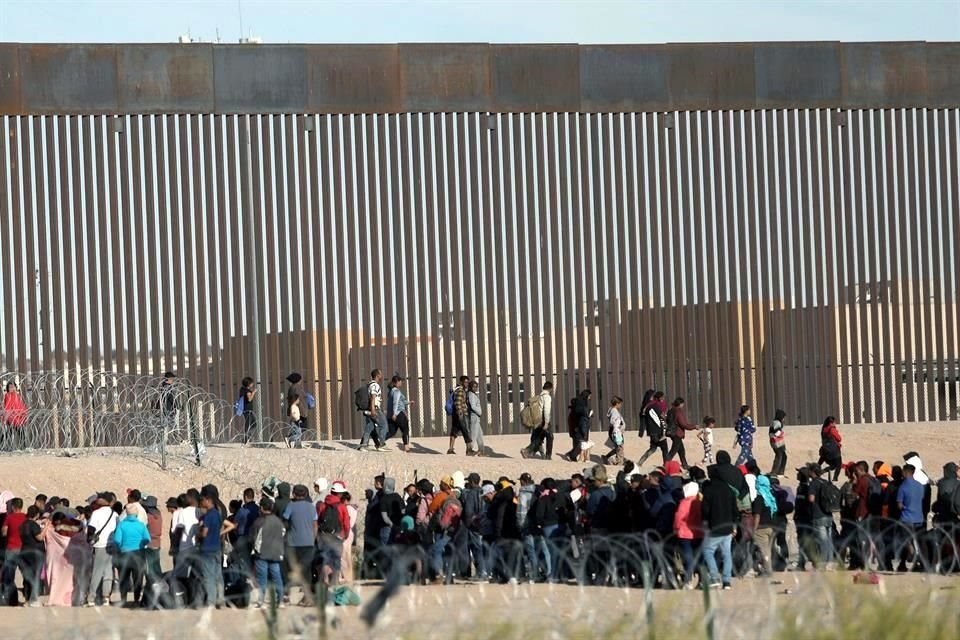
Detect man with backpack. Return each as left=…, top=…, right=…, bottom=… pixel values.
left=357, top=369, right=388, bottom=452
left=521, top=382, right=553, bottom=460
left=283, top=484, right=318, bottom=604
left=316, top=482, right=351, bottom=588
left=446, top=376, right=472, bottom=455
left=806, top=464, right=839, bottom=568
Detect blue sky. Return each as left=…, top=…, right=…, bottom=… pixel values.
left=0, top=0, right=957, bottom=43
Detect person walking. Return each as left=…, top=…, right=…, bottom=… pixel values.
left=751, top=475, right=778, bottom=577
left=386, top=376, right=412, bottom=452
left=250, top=497, right=286, bottom=609
left=665, top=397, right=697, bottom=470
left=447, top=376, right=472, bottom=455
left=563, top=390, right=593, bottom=462
left=637, top=391, right=669, bottom=467
left=734, top=405, right=756, bottom=465
left=359, top=369, right=389, bottom=452
left=769, top=409, right=788, bottom=476
left=602, top=396, right=626, bottom=465
left=287, top=393, right=304, bottom=449
left=466, top=380, right=485, bottom=457
left=239, top=377, right=258, bottom=446
left=699, top=416, right=716, bottom=465
left=818, top=416, right=843, bottom=482
left=522, top=381, right=554, bottom=460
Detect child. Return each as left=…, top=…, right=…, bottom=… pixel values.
left=603, top=396, right=625, bottom=465
left=287, top=393, right=304, bottom=449
left=698, top=416, right=715, bottom=465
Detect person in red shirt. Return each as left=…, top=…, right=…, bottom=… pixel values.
left=849, top=460, right=873, bottom=570
left=0, top=497, right=27, bottom=604
left=3, top=382, right=28, bottom=450
left=316, top=482, right=351, bottom=587
left=818, top=416, right=843, bottom=481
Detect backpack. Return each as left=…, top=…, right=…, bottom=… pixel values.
left=520, top=394, right=544, bottom=429
left=304, top=393, right=316, bottom=410
left=644, top=406, right=663, bottom=439
left=319, top=504, right=343, bottom=536
left=866, top=476, right=884, bottom=516
left=234, top=397, right=244, bottom=417
left=354, top=384, right=370, bottom=413
left=437, top=496, right=463, bottom=532
left=665, top=408, right=679, bottom=437
left=818, top=480, right=842, bottom=514
left=444, top=390, right=455, bottom=416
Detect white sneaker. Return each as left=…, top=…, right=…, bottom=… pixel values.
left=28, top=601, right=42, bottom=608
left=375, top=445, right=389, bottom=452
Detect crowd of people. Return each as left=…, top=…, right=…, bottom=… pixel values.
left=2, top=375, right=960, bottom=609
left=2, top=440, right=960, bottom=608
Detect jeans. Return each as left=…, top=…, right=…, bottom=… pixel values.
left=467, top=530, right=489, bottom=578
left=736, top=444, right=754, bottom=465
left=678, top=538, right=700, bottom=584
left=360, top=413, right=387, bottom=447
left=430, top=533, right=451, bottom=579
left=702, top=533, right=733, bottom=585
left=255, top=559, right=284, bottom=605
left=90, top=547, right=115, bottom=604
left=379, top=525, right=393, bottom=547
left=812, top=516, right=835, bottom=565
left=243, top=410, right=258, bottom=444
left=524, top=525, right=557, bottom=580
left=288, top=419, right=303, bottom=448
left=199, top=552, right=222, bottom=607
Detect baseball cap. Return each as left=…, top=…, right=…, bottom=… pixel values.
left=330, top=481, right=347, bottom=494
left=519, top=472, right=533, bottom=483
left=440, top=475, right=455, bottom=488
left=480, top=484, right=496, bottom=497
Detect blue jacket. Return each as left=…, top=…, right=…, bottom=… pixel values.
left=112, top=515, right=151, bottom=553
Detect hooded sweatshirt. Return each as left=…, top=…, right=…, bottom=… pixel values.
left=708, top=451, right=750, bottom=500
left=674, top=482, right=703, bottom=540
left=934, top=462, right=959, bottom=521
left=274, top=482, right=292, bottom=521
left=379, top=478, right=404, bottom=529
left=516, top=483, right=537, bottom=531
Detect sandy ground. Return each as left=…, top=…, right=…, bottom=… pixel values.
left=1, top=422, right=959, bottom=638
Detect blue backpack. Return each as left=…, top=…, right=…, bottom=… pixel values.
left=444, top=390, right=455, bottom=416
left=305, top=393, right=316, bottom=410
left=234, top=397, right=244, bottom=417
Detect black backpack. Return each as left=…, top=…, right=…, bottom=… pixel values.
left=319, top=504, right=342, bottom=536
left=354, top=384, right=370, bottom=412
left=644, top=406, right=663, bottom=439
left=818, top=480, right=842, bottom=514
left=665, top=408, right=679, bottom=437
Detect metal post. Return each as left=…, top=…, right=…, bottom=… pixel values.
left=242, top=114, right=264, bottom=442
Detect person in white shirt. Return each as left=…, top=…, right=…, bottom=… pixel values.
left=127, top=489, right=148, bottom=526
left=522, top=382, right=554, bottom=460
left=87, top=494, right=119, bottom=605
left=359, top=369, right=388, bottom=452
left=170, top=494, right=201, bottom=569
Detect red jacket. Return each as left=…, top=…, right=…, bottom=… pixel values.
left=3, top=392, right=27, bottom=428
left=317, top=494, right=351, bottom=539
left=667, top=406, right=697, bottom=439
left=821, top=423, right=842, bottom=447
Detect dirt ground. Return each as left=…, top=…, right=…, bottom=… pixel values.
left=0, top=422, right=958, bottom=638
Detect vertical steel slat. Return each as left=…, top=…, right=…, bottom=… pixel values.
left=350, top=114, right=369, bottom=417
left=572, top=114, right=590, bottom=398
left=317, top=114, right=338, bottom=439
left=31, top=117, right=51, bottom=374
left=93, top=116, right=111, bottom=380
left=881, top=110, right=904, bottom=422
left=299, top=114, right=321, bottom=434
left=332, top=115, right=355, bottom=438
left=610, top=114, right=631, bottom=415
left=205, top=115, right=223, bottom=400
left=142, top=116, right=161, bottom=377
left=596, top=113, right=617, bottom=412
left=556, top=113, right=576, bottom=414
left=804, top=110, right=826, bottom=424
left=523, top=112, right=543, bottom=417
left=786, top=109, right=804, bottom=421
left=0, top=116, right=13, bottom=371
left=440, top=114, right=462, bottom=397
left=853, top=109, right=872, bottom=423
left=866, top=110, right=890, bottom=423
left=171, top=114, right=188, bottom=377
left=272, top=114, right=290, bottom=410
left=702, top=112, right=721, bottom=421
left=12, top=117, right=30, bottom=373
left=939, top=109, right=959, bottom=420
left=771, top=110, right=789, bottom=419
left=22, top=117, right=39, bottom=377
left=489, top=113, right=509, bottom=432
left=687, top=111, right=706, bottom=420
left=458, top=113, right=479, bottom=390
left=748, top=111, right=775, bottom=416
left=259, top=114, right=280, bottom=425
left=378, top=114, right=398, bottom=390
left=921, top=109, right=941, bottom=420
left=948, top=110, right=960, bottom=418
left=398, top=113, right=422, bottom=433
left=677, top=111, right=696, bottom=413
left=213, top=116, right=232, bottom=406
left=128, top=115, right=147, bottom=376
left=189, top=115, right=210, bottom=393
left=904, top=110, right=925, bottom=421
left=839, top=110, right=858, bottom=424
left=60, top=116, right=78, bottom=376
left=753, top=111, right=774, bottom=423
left=432, top=113, right=454, bottom=426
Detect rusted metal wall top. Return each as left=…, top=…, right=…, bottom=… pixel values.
left=0, top=41, right=956, bottom=114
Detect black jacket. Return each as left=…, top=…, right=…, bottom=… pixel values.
left=491, top=486, right=519, bottom=540
left=701, top=478, right=739, bottom=536
left=530, top=492, right=560, bottom=529
left=707, top=462, right=750, bottom=500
